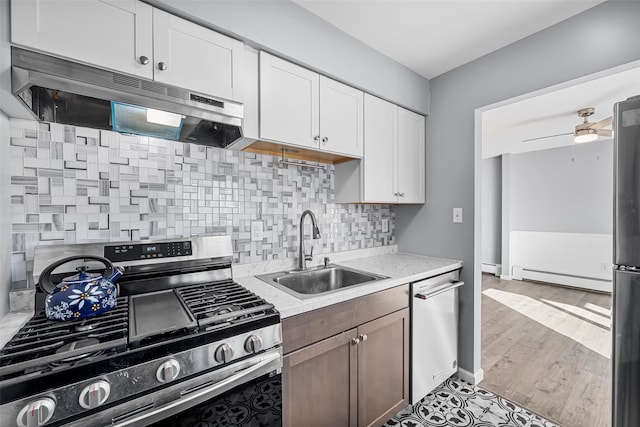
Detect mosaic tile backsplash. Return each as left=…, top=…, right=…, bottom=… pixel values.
left=8, top=119, right=395, bottom=288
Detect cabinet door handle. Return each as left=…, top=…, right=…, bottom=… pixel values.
left=157, top=62, right=168, bottom=71
left=139, top=56, right=149, bottom=65
left=359, top=334, right=368, bottom=342
left=322, top=137, right=328, bottom=145
left=351, top=337, right=360, bottom=345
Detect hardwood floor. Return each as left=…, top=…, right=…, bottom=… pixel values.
left=481, top=273, right=611, bottom=427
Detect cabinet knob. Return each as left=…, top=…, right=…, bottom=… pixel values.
left=359, top=334, right=368, bottom=342
left=139, top=55, right=149, bottom=65
left=314, top=135, right=320, bottom=142
left=322, top=136, right=328, bottom=144
left=157, top=62, right=168, bottom=71
left=351, top=337, right=360, bottom=345
left=399, top=193, right=405, bottom=197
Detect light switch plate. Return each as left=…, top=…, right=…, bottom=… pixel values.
left=382, top=218, right=389, bottom=233
left=453, top=208, right=463, bottom=223
left=251, top=221, right=264, bottom=241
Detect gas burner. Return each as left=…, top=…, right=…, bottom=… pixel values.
left=205, top=304, right=244, bottom=321
left=74, top=323, right=95, bottom=333
left=51, top=338, right=103, bottom=365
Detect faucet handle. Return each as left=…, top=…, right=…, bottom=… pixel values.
left=305, top=246, right=314, bottom=262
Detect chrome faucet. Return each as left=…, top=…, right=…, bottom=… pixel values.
left=298, top=210, right=321, bottom=270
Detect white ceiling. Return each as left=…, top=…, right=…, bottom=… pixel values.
left=293, top=0, right=606, bottom=79
left=482, top=66, right=640, bottom=159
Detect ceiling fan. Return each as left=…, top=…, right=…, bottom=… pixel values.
left=522, top=107, right=613, bottom=143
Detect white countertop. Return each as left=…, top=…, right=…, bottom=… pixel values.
left=0, top=246, right=462, bottom=348
left=236, top=252, right=463, bottom=318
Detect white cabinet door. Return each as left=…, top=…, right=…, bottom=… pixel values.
left=363, top=94, right=397, bottom=203
left=397, top=107, right=425, bottom=203
left=319, top=76, right=364, bottom=157
left=152, top=8, right=243, bottom=101
left=11, top=0, right=153, bottom=79
left=259, top=52, right=320, bottom=149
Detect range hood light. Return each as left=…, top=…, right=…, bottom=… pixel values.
left=147, top=108, right=184, bottom=127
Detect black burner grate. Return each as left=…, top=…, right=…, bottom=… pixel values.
left=0, top=297, right=128, bottom=376
left=177, top=281, right=275, bottom=328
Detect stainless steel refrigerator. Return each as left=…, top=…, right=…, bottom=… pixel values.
left=613, top=95, right=640, bottom=427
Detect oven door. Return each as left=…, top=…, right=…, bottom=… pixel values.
left=65, top=349, right=282, bottom=427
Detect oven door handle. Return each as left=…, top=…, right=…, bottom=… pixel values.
left=110, top=351, right=281, bottom=427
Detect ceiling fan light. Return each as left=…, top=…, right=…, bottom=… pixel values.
left=574, top=129, right=598, bottom=143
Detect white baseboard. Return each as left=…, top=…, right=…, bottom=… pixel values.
left=457, top=367, right=484, bottom=385
left=481, top=263, right=502, bottom=276
left=499, top=275, right=512, bottom=281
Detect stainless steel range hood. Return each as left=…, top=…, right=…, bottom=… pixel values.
left=11, top=47, right=244, bottom=147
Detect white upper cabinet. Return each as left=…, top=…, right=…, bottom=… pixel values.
left=397, top=107, right=426, bottom=203
left=152, top=8, right=243, bottom=101
left=335, top=94, right=425, bottom=204
left=363, top=95, right=397, bottom=202
left=11, top=0, right=153, bottom=80
left=11, top=0, right=243, bottom=101
left=259, top=52, right=363, bottom=157
left=259, top=51, right=320, bottom=149
left=319, top=76, right=364, bottom=157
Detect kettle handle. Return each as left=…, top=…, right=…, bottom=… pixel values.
left=39, top=255, right=116, bottom=294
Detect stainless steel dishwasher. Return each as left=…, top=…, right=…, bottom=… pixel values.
left=410, top=269, right=463, bottom=404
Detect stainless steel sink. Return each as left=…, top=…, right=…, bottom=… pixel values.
left=256, top=265, right=388, bottom=299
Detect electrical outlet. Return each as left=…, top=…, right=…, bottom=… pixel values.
left=382, top=218, right=389, bottom=233
left=251, top=221, right=263, bottom=241
left=453, top=208, right=463, bottom=223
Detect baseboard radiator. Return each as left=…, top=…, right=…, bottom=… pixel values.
left=481, top=263, right=502, bottom=276
left=509, top=231, right=612, bottom=293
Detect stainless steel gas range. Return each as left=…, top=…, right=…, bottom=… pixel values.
left=0, top=236, right=282, bottom=427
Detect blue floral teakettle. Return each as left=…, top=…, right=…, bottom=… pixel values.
left=40, top=256, right=124, bottom=322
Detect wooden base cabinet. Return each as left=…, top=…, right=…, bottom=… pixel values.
left=358, top=309, right=410, bottom=427
left=283, top=329, right=358, bottom=427
left=283, top=308, right=409, bottom=427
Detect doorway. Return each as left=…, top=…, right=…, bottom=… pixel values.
left=474, top=64, right=640, bottom=426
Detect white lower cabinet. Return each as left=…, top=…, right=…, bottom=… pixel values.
left=335, top=94, right=425, bottom=204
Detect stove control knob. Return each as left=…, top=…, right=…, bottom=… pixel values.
left=214, top=343, right=234, bottom=363
left=17, top=398, right=56, bottom=427
left=244, top=335, right=263, bottom=354
left=79, top=380, right=111, bottom=409
left=156, top=359, right=181, bottom=383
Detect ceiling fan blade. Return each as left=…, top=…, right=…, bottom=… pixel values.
left=597, top=129, right=613, bottom=138
left=522, top=132, right=573, bottom=142
left=591, top=116, right=613, bottom=130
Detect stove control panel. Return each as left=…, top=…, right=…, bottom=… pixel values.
left=105, top=241, right=192, bottom=262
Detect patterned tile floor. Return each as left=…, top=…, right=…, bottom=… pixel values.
left=383, top=377, right=558, bottom=427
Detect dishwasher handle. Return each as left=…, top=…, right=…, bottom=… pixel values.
left=414, top=281, right=463, bottom=300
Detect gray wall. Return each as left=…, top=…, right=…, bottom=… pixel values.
left=481, top=156, right=501, bottom=265
left=510, top=141, right=613, bottom=234
left=395, top=0, right=640, bottom=377
left=148, top=0, right=430, bottom=115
